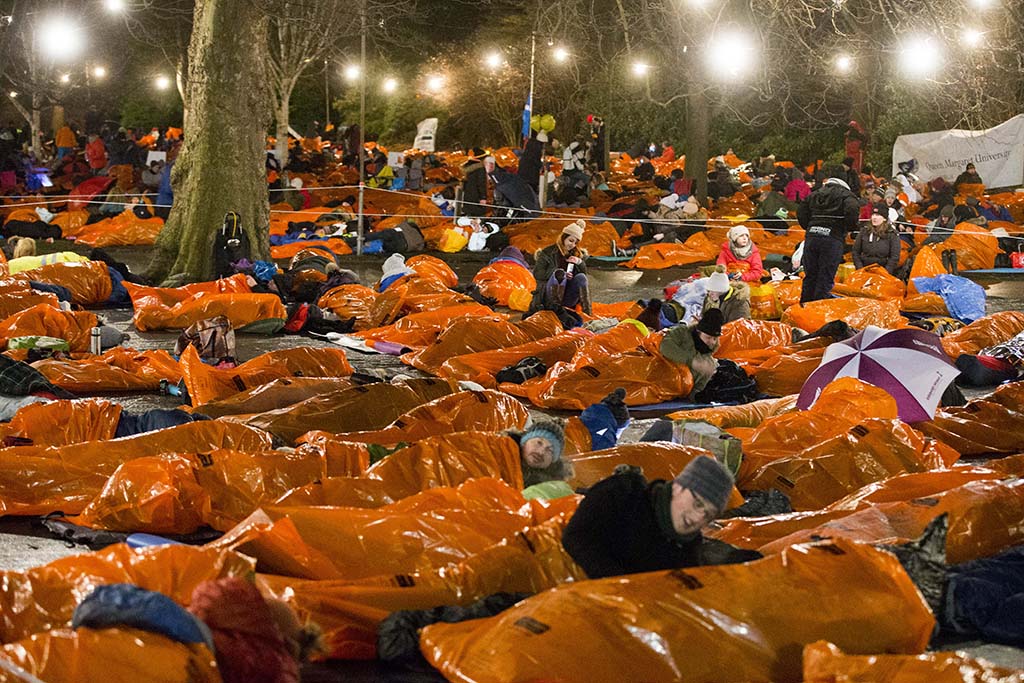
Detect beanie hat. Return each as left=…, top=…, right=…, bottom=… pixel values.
left=519, top=419, right=565, bottom=462
left=381, top=253, right=412, bottom=280
left=939, top=204, right=955, bottom=218
left=536, top=131, right=549, bottom=143
left=682, top=196, right=699, bottom=215
left=696, top=307, right=725, bottom=337
left=290, top=177, right=304, bottom=189
left=706, top=265, right=730, bottom=294
left=884, top=187, right=897, bottom=201
left=727, top=225, right=750, bottom=245
left=674, top=455, right=733, bottom=515
left=561, top=220, right=585, bottom=242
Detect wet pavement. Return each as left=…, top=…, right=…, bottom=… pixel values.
left=1, top=245, right=1022, bottom=675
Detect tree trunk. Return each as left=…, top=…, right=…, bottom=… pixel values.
left=149, top=0, right=272, bottom=283
left=688, top=85, right=710, bottom=203
left=51, top=104, right=65, bottom=134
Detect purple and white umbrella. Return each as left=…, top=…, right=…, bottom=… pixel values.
left=797, top=325, right=960, bottom=423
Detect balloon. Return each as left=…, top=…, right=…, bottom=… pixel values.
left=540, top=114, right=556, bottom=132
left=530, top=117, right=542, bottom=132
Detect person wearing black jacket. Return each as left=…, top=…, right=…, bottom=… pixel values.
left=562, top=456, right=759, bottom=578
left=796, top=167, right=860, bottom=304
left=460, top=149, right=489, bottom=216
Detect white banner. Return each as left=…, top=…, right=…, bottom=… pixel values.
left=413, top=118, right=438, bottom=153
left=892, top=115, right=1024, bottom=189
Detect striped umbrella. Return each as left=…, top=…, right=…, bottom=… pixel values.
left=797, top=325, right=960, bottom=423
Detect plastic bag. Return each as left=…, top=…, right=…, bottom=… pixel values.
left=748, top=283, right=781, bottom=320
left=912, top=274, right=986, bottom=323
left=782, top=298, right=906, bottom=331
left=0, top=304, right=97, bottom=352
left=438, top=228, right=469, bottom=253
left=406, top=254, right=459, bottom=288
left=419, top=538, right=934, bottom=683
left=803, top=640, right=1024, bottom=682
left=832, top=265, right=906, bottom=301
left=472, top=260, right=537, bottom=307
left=33, top=348, right=182, bottom=393
left=0, top=398, right=122, bottom=447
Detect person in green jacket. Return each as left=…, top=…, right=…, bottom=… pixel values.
left=659, top=307, right=724, bottom=397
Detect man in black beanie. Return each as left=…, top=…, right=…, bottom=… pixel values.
left=562, top=455, right=758, bottom=578
left=659, top=307, right=724, bottom=398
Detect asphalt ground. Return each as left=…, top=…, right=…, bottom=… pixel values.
left=1, top=244, right=1022, bottom=677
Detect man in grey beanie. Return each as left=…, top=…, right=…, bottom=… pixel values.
left=562, top=455, right=759, bottom=579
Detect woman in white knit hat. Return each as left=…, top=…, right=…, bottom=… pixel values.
left=716, top=224, right=764, bottom=282
left=529, top=219, right=592, bottom=319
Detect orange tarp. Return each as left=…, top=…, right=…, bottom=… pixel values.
left=472, top=260, right=536, bottom=308
left=712, top=475, right=1024, bottom=565
left=187, top=377, right=357, bottom=419
left=941, top=310, right=1024, bottom=358
left=622, top=232, right=720, bottom=269
left=405, top=311, right=562, bottom=375
left=33, top=348, right=182, bottom=393
left=916, top=381, right=1024, bottom=455
left=0, top=305, right=97, bottom=352
left=438, top=331, right=588, bottom=388
left=802, top=640, right=1024, bottom=683
left=179, top=345, right=353, bottom=407
left=318, top=284, right=379, bottom=332
left=0, top=420, right=273, bottom=516
left=235, top=377, right=456, bottom=444
left=782, top=298, right=906, bottom=331
left=72, top=209, right=165, bottom=247
left=0, top=399, right=123, bottom=447
left=420, top=538, right=934, bottom=683
left=10, top=260, right=112, bottom=305
left=740, top=418, right=957, bottom=507
left=0, top=627, right=220, bottom=683
left=0, top=542, right=253, bottom=643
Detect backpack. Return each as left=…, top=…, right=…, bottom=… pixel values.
left=213, top=211, right=251, bottom=278
left=174, top=315, right=236, bottom=362
left=691, top=359, right=758, bottom=404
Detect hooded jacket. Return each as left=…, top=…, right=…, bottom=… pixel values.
left=461, top=159, right=488, bottom=213
left=703, top=281, right=750, bottom=323
left=796, top=178, right=860, bottom=241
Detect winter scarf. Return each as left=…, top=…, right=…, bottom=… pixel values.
left=651, top=480, right=699, bottom=545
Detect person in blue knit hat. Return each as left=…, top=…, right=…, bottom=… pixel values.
left=510, top=418, right=573, bottom=487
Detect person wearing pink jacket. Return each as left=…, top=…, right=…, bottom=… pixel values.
left=716, top=225, right=764, bottom=282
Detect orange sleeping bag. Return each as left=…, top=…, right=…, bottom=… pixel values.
left=420, top=538, right=934, bottom=683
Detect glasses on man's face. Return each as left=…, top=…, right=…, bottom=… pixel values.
left=690, top=492, right=716, bottom=522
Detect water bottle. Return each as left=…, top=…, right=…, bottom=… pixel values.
left=90, top=327, right=102, bottom=355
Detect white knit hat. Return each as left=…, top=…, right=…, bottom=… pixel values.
left=707, top=265, right=730, bottom=293
left=382, top=253, right=412, bottom=279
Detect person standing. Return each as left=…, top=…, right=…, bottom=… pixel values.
left=796, top=165, right=860, bottom=305
left=55, top=123, right=77, bottom=161
left=460, top=148, right=488, bottom=217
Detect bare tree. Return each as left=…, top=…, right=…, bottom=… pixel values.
left=262, top=0, right=352, bottom=167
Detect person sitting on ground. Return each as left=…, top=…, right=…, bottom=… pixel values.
left=852, top=204, right=901, bottom=274
left=529, top=220, right=592, bottom=317
left=953, top=162, right=983, bottom=193
left=716, top=225, right=764, bottom=282
left=925, top=202, right=954, bottom=245
left=141, top=160, right=164, bottom=190
left=562, top=454, right=759, bottom=578
left=703, top=265, right=751, bottom=323
left=659, top=307, right=725, bottom=398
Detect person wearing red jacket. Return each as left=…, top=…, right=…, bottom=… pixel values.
left=84, top=134, right=107, bottom=173
left=716, top=224, right=764, bottom=282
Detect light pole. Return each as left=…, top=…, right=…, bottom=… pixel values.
left=356, top=0, right=367, bottom=255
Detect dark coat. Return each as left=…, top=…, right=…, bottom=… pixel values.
left=797, top=179, right=861, bottom=241
left=492, top=168, right=540, bottom=212
left=562, top=471, right=703, bottom=578
left=852, top=227, right=901, bottom=273
left=529, top=242, right=587, bottom=313
left=461, top=160, right=488, bottom=216
left=518, top=138, right=544, bottom=189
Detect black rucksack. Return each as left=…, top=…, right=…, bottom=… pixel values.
left=213, top=211, right=251, bottom=278
left=692, top=359, right=759, bottom=404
